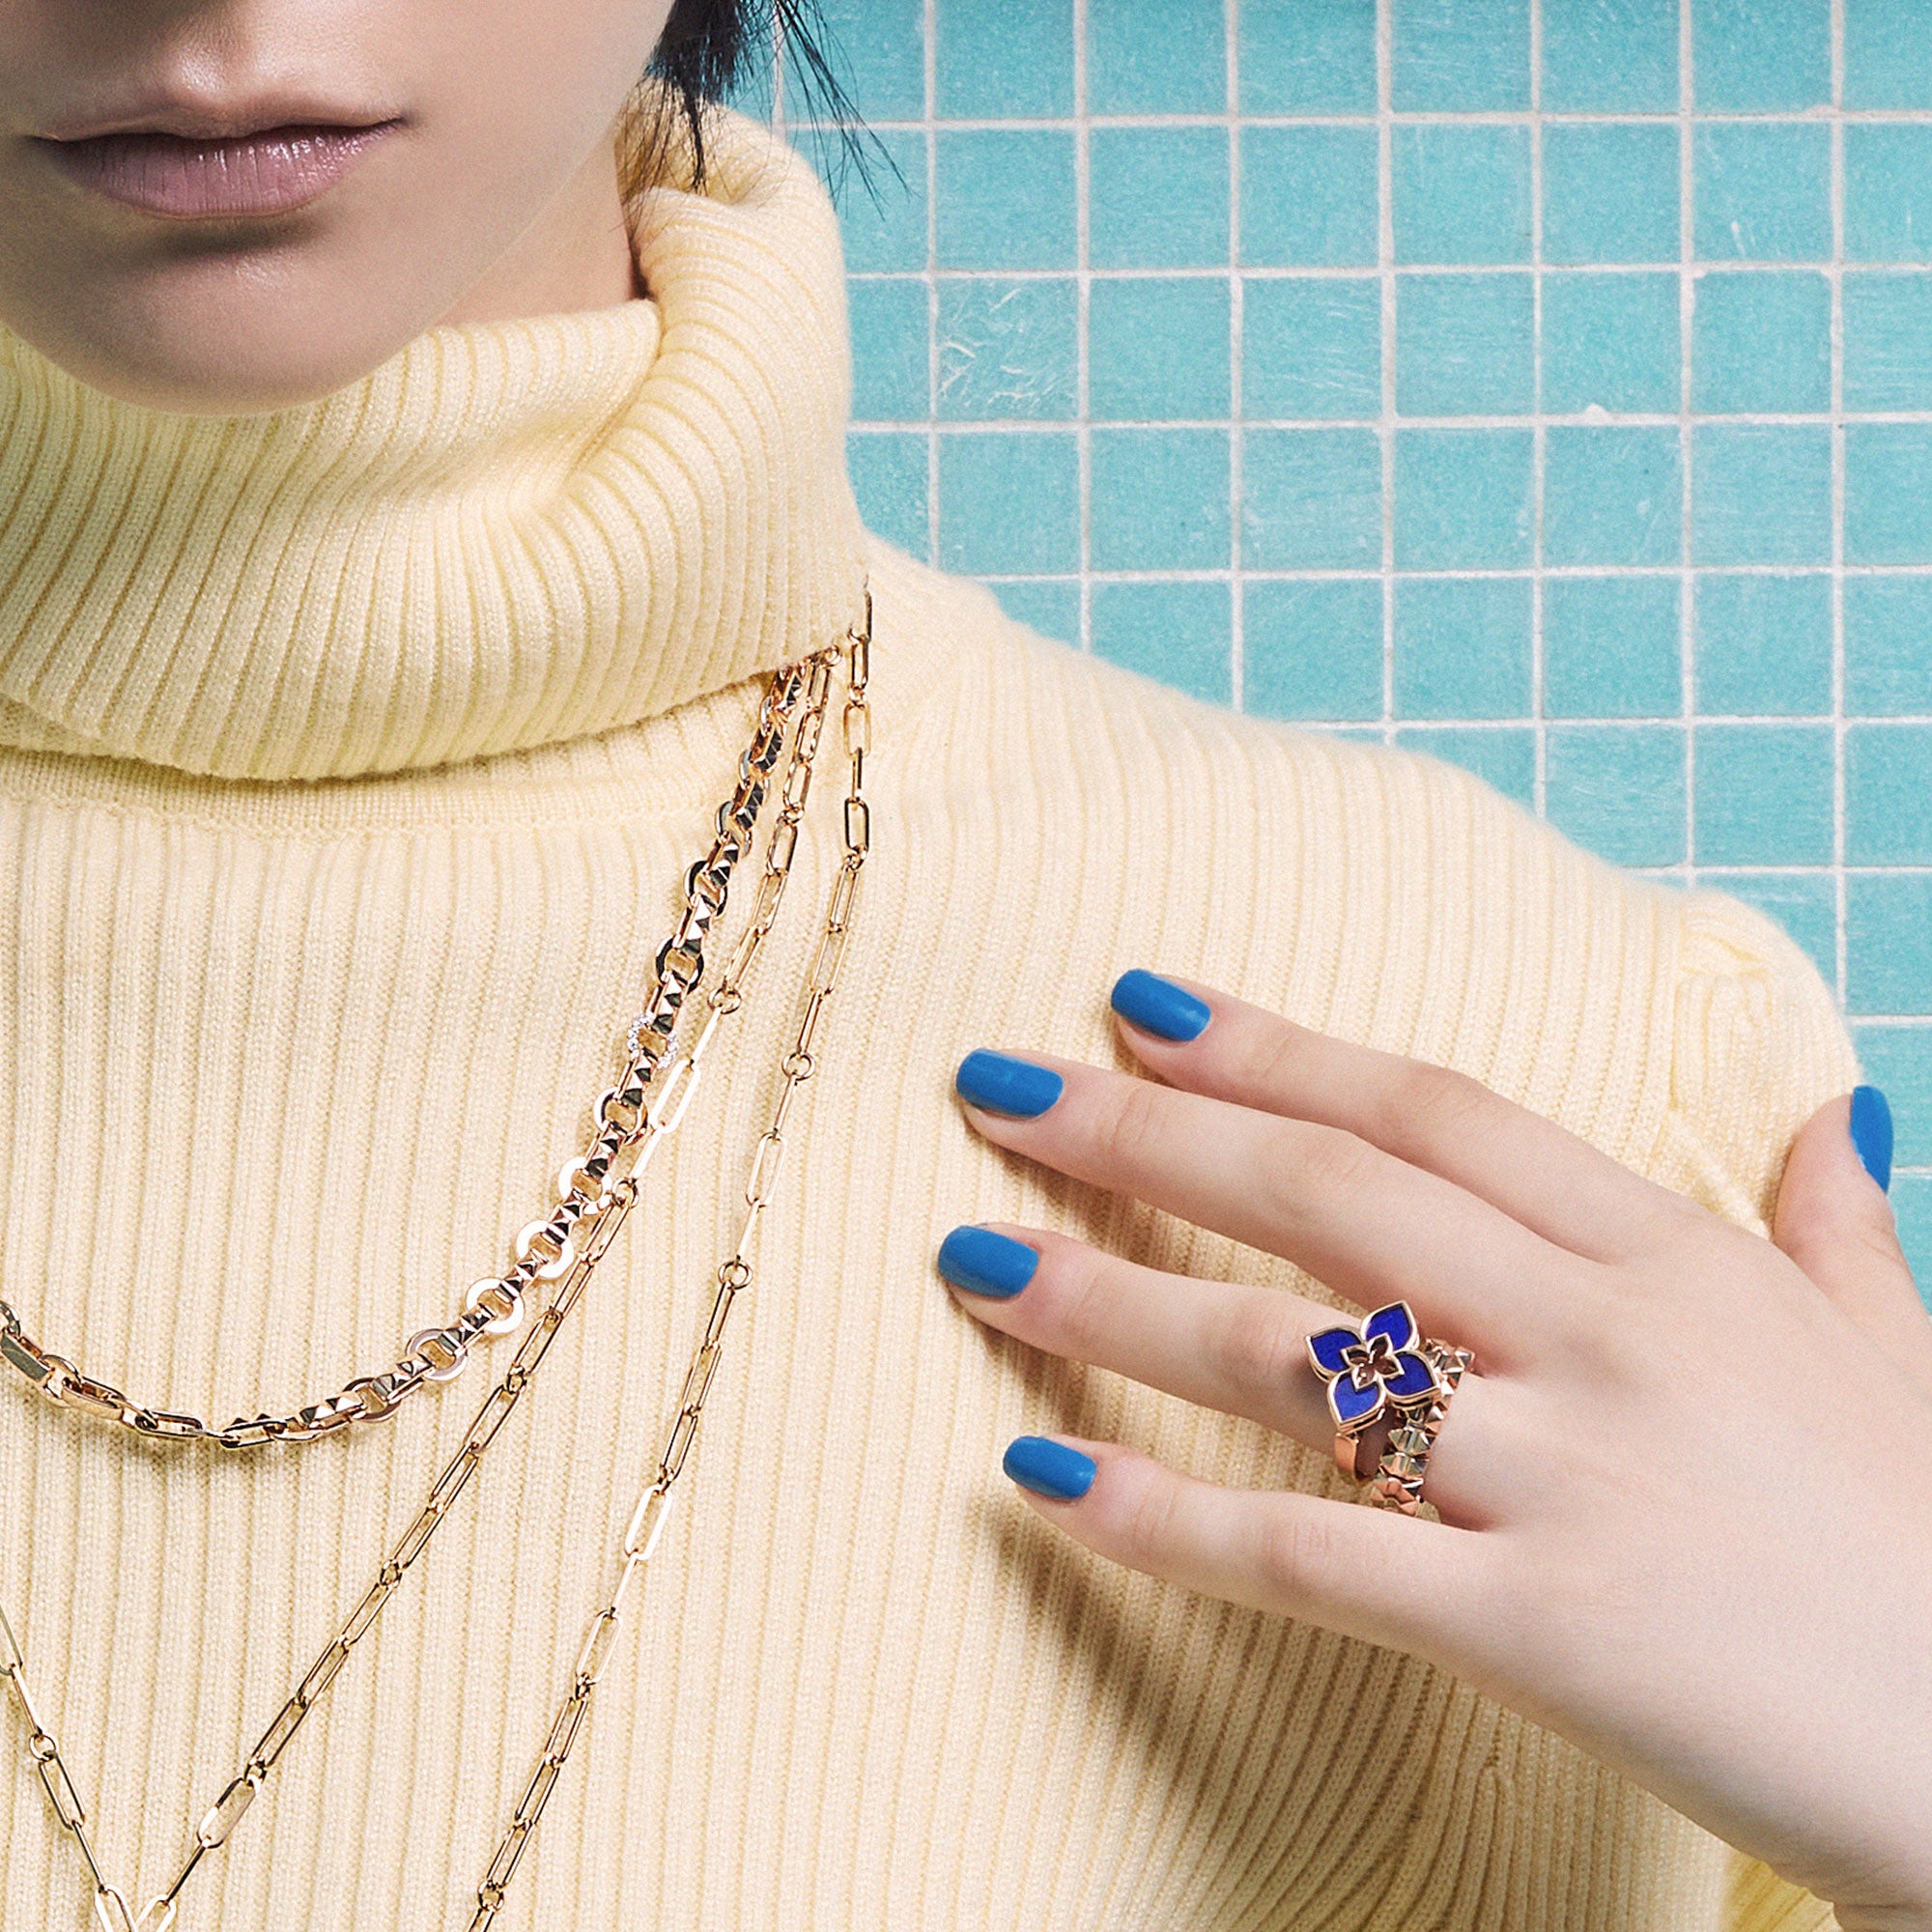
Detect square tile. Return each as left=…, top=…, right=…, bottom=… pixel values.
left=1844, top=274, right=1932, bottom=412
left=993, top=578, right=1081, bottom=643
left=1543, top=126, right=1680, bottom=266
left=1240, top=0, right=1378, bottom=113
left=1393, top=576, right=1533, bottom=718
left=1691, top=0, right=1831, bottom=109
left=814, top=0, right=925, bottom=118
left=1851, top=1023, right=1932, bottom=1165
left=1390, top=0, right=1531, bottom=110
left=1088, top=0, right=1226, bottom=113
left=1395, top=429, right=1534, bottom=568
left=1242, top=428, right=1383, bottom=568
left=1244, top=580, right=1384, bottom=722
left=1546, top=724, right=1689, bottom=867
left=1845, top=126, right=1932, bottom=262
left=1393, top=725, right=1537, bottom=806
left=1395, top=273, right=1535, bottom=415
left=847, top=431, right=930, bottom=559
left=1693, top=124, right=1832, bottom=262
left=1694, top=723, right=1834, bottom=865
left=1090, top=128, right=1230, bottom=270
left=935, top=279, right=1077, bottom=421
left=1692, top=425, right=1832, bottom=565
left=1848, top=874, right=1932, bottom=1014
left=1691, top=271, right=1831, bottom=412
left=1694, top=574, right=1833, bottom=715
left=935, top=130, right=1077, bottom=270
left=850, top=278, right=930, bottom=422
left=1092, top=582, right=1233, bottom=702
left=935, top=0, right=1073, bottom=116
left=1543, top=0, right=1680, bottom=110
left=1244, top=278, right=1380, bottom=420
left=1392, top=127, right=1533, bottom=266
left=1091, top=428, right=1233, bottom=570
left=1241, top=128, right=1379, bottom=268
left=1846, top=577, right=1932, bottom=712
left=835, top=130, right=927, bottom=272
left=1848, top=724, right=1932, bottom=864
left=1090, top=277, right=1232, bottom=420
left=1845, top=0, right=1932, bottom=109
left=1700, top=871, right=1837, bottom=980
left=1540, top=272, right=1682, bottom=413
left=1846, top=426, right=1932, bottom=563
left=1544, top=577, right=1682, bottom=718
left=1544, top=426, right=1683, bottom=566
left=937, top=431, right=1080, bottom=573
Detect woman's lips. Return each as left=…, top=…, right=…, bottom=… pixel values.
left=35, top=122, right=401, bottom=218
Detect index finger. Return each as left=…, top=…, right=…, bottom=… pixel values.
left=1108, top=972, right=1690, bottom=1265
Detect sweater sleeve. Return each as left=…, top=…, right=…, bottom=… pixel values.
left=1651, top=887, right=1862, bottom=1238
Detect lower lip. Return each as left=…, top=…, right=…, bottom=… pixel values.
left=35, top=122, right=400, bottom=218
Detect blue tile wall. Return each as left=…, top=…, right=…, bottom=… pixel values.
left=822, top=0, right=1932, bottom=1283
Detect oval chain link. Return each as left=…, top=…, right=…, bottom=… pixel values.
left=0, top=650, right=821, bottom=1452
left=468, top=599, right=869, bottom=1927
left=0, top=593, right=869, bottom=1931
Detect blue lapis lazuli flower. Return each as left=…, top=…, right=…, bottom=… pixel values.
left=1305, top=1300, right=1439, bottom=1433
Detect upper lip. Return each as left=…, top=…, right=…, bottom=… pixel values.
left=35, top=98, right=403, bottom=143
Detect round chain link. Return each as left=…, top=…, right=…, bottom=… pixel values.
left=0, top=592, right=870, bottom=1931
left=0, top=651, right=816, bottom=1452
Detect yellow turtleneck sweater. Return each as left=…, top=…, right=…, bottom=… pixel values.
left=0, top=107, right=1861, bottom=1932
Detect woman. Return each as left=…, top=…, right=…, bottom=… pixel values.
left=0, top=3, right=1923, bottom=1928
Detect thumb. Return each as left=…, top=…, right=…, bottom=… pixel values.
left=1774, top=1088, right=1932, bottom=1390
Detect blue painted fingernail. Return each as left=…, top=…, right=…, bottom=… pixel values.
left=1003, top=1435, right=1096, bottom=1499
left=937, top=1226, right=1040, bottom=1298
left=1851, top=1085, right=1893, bottom=1194
left=955, top=1050, right=1064, bottom=1118
left=1110, top=969, right=1211, bottom=1042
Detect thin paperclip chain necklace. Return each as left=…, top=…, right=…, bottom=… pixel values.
left=0, top=596, right=872, bottom=1932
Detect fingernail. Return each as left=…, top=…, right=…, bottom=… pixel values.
left=1850, top=1085, right=1894, bottom=1194
left=954, top=1049, right=1064, bottom=1119
left=1110, top=969, right=1211, bottom=1042
left=1003, top=1435, right=1096, bottom=1500
left=937, top=1225, right=1040, bottom=1298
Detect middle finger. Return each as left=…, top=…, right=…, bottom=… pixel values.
left=953, top=1048, right=1576, bottom=1369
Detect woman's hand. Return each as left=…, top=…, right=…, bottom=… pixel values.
left=940, top=971, right=1932, bottom=1932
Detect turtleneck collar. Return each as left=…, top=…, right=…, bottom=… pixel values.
left=0, top=104, right=867, bottom=781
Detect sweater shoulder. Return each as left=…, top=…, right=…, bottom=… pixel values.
left=871, top=540, right=1860, bottom=1225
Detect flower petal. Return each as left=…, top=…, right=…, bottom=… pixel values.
left=1364, top=1301, right=1417, bottom=1354
left=1307, top=1325, right=1360, bottom=1379
left=1328, top=1374, right=1383, bottom=1429
left=1381, top=1350, right=1439, bottom=1404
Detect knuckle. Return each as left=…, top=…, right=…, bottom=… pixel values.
left=1255, top=1503, right=1342, bottom=1605
left=1116, top=1465, right=1182, bottom=1572
left=1263, top=1122, right=1375, bottom=1217
left=1377, top=1060, right=1488, bottom=1152
left=1092, top=1075, right=1168, bottom=1175
left=1213, top=1294, right=1311, bottom=1409
left=1049, top=1244, right=1116, bottom=1361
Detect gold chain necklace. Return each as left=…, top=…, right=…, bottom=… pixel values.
left=0, top=594, right=872, bottom=1931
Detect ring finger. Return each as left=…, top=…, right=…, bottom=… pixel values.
left=939, top=1221, right=1519, bottom=1525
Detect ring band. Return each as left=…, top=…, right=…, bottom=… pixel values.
left=1368, top=1341, right=1473, bottom=1516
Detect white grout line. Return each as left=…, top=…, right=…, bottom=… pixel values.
left=1378, top=0, right=1397, bottom=747
left=923, top=0, right=940, bottom=571
left=1227, top=0, right=1245, bottom=712
left=1530, top=0, right=1548, bottom=818
left=1832, top=0, right=1852, bottom=1010
left=1678, top=0, right=1698, bottom=892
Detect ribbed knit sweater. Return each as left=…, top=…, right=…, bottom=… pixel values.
left=0, top=105, right=1861, bottom=1932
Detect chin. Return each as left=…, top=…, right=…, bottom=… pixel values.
left=6, top=244, right=459, bottom=417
